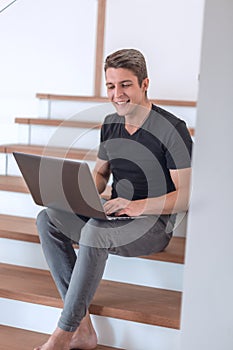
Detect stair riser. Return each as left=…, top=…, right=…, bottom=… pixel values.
left=0, top=191, right=42, bottom=217
left=38, top=100, right=116, bottom=121
left=0, top=124, right=18, bottom=144
left=18, top=124, right=101, bottom=149
left=1, top=298, right=180, bottom=350
left=0, top=153, right=96, bottom=176
left=0, top=238, right=183, bottom=291
left=0, top=154, right=6, bottom=174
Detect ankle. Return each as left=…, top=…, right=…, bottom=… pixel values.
left=52, top=327, right=74, bottom=343
left=79, top=313, right=96, bottom=334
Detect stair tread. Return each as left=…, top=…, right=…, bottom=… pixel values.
left=0, top=214, right=37, bottom=242
left=0, top=175, right=29, bottom=193
left=15, top=117, right=102, bottom=129
left=0, top=325, right=123, bottom=350
left=0, top=214, right=185, bottom=264
left=14, top=117, right=195, bottom=136
left=0, top=144, right=97, bottom=161
left=36, top=92, right=197, bottom=107
left=0, top=263, right=181, bottom=329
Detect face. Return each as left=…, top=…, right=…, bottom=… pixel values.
left=105, top=68, right=149, bottom=117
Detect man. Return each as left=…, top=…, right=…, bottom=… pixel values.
left=35, top=49, right=192, bottom=350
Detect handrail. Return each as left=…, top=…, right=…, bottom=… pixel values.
left=0, top=0, right=17, bottom=14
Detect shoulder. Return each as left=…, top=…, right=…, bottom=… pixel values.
left=151, top=104, right=184, bottom=127
left=149, top=104, right=190, bottom=138
left=145, top=105, right=193, bottom=155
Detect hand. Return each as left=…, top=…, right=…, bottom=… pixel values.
left=103, top=197, right=130, bottom=215
left=104, top=198, right=145, bottom=217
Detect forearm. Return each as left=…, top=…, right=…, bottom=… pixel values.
left=138, top=188, right=190, bottom=215
left=105, top=188, right=190, bottom=217
left=92, top=158, right=111, bottom=195
left=141, top=168, right=192, bottom=215
left=106, top=168, right=192, bottom=217
left=93, top=171, right=109, bottom=194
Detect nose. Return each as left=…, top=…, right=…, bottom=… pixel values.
left=114, top=84, right=124, bottom=98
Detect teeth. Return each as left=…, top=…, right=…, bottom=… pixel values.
left=116, top=101, right=127, bottom=105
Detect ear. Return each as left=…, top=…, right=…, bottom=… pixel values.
left=142, top=78, right=149, bottom=91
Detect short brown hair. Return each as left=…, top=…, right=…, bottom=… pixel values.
left=104, top=48, right=148, bottom=86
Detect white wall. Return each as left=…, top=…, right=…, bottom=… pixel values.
left=104, top=0, right=204, bottom=101
left=180, top=0, right=233, bottom=348
left=0, top=0, right=97, bottom=124
left=0, top=0, right=204, bottom=129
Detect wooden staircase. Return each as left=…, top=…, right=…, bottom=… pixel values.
left=0, top=94, right=193, bottom=349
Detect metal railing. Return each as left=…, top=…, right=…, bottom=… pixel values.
left=0, top=0, right=17, bottom=14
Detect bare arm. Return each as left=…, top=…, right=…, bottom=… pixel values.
left=142, top=167, right=192, bottom=215
left=92, top=157, right=111, bottom=195
left=104, top=167, right=192, bottom=216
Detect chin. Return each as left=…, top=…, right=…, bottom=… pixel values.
left=114, top=102, right=133, bottom=116
left=115, top=109, right=126, bottom=117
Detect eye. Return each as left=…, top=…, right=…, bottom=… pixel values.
left=121, top=83, right=132, bottom=88
left=107, top=85, right=115, bottom=90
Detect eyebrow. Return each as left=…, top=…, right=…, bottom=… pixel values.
left=106, top=80, right=133, bottom=86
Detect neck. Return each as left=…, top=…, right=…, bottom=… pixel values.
left=124, top=100, right=152, bottom=134
left=125, top=100, right=152, bottom=125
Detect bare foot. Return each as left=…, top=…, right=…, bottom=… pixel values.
left=69, top=311, right=98, bottom=350
left=33, top=312, right=97, bottom=350
left=33, top=327, right=74, bottom=350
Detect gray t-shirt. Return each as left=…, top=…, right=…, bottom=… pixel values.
left=98, top=104, right=192, bottom=201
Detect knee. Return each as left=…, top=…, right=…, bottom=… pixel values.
left=36, top=209, right=51, bottom=239
left=37, top=209, right=82, bottom=244
left=80, top=220, right=109, bottom=249
left=36, top=209, right=49, bottom=228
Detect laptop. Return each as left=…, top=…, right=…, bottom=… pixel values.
left=13, top=152, right=146, bottom=221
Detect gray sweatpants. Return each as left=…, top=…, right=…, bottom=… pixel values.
left=36, top=208, right=175, bottom=332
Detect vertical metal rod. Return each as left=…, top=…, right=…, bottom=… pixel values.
left=5, top=153, right=9, bottom=176
left=47, top=99, right=51, bottom=119
left=28, top=124, right=31, bottom=145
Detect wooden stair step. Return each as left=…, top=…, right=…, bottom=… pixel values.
left=36, top=93, right=110, bottom=103
left=0, top=214, right=185, bottom=264
left=15, top=117, right=102, bottom=129
left=36, top=92, right=197, bottom=107
left=0, top=144, right=97, bottom=161
left=0, top=263, right=181, bottom=329
left=0, top=214, right=37, bottom=243
left=0, top=325, right=123, bottom=350
left=0, top=175, right=29, bottom=193
left=14, top=117, right=195, bottom=136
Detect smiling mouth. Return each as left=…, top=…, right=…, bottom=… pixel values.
left=115, top=100, right=130, bottom=105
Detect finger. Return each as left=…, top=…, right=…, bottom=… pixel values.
left=115, top=208, right=129, bottom=216
left=115, top=210, right=125, bottom=216
left=104, top=202, right=118, bottom=214
left=103, top=200, right=114, bottom=210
